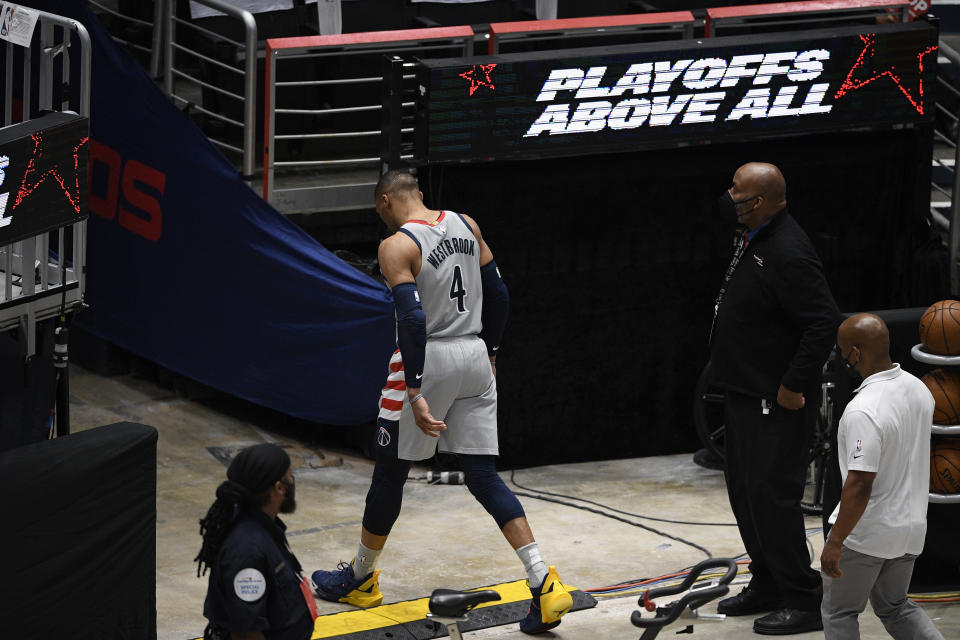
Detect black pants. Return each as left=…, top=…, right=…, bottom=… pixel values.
left=723, top=390, right=822, bottom=611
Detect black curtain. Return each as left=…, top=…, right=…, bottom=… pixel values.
left=421, top=127, right=938, bottom=465
left=0, top=422, right=158, bottom=639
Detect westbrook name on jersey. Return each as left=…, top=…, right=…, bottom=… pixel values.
left=399, top=211, right=483, bottom=339
left=424, top=236, right=476, bottom=269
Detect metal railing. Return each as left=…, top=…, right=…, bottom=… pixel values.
left=88, top=0, right=162, bottom=79
left=487, top=11, right=696, bottom=54
left=89, top=1, right=937, bottom=226
left=935, top=40, right=960, bottom=293
left=705, top=0, right=910, bottom=36
left=0, top=8, right=90, bottom=358
left=162, top=0, right=257, bottom=179
left=263, top=26, right=474, bottom=214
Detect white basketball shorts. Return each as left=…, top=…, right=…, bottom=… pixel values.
left=375, top=335, right=498, bottom=461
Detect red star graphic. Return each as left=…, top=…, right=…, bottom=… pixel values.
left=13, top=132, right=89, bottom=214
left=459, top=63, right=497, bottom=96
left=834, top=33, right=937, bottom=115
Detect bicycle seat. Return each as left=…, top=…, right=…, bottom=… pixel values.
left=428, top=589, right=501, bottom=618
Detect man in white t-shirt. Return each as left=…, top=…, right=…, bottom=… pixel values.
left=820, top=313, right=944, bottom=639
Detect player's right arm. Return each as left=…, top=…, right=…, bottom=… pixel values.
left=378, top=233, right=447, bottom=437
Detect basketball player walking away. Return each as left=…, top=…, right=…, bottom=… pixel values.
left=820, top=313, right=944, bottom=639
left=311, top=170, right=573, bottom=635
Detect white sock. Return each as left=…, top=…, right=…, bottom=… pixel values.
left=516, top=542, right=548, bottom=587
left=352, top=541, right=382, bottom=578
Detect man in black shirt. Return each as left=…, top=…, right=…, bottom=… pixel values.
left=196, top=443, right=315, bottom=640
left=711, top=162, right=840, bottom=635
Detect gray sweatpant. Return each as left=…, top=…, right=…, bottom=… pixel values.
left=821, top=546, right=944, bottom=640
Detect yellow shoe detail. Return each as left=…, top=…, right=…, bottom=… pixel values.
left=339, top=569, right=383, bottom=608
left=538, top=566, right=573, bottom=624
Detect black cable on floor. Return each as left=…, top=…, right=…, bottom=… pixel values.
left=508, top=472, right=714, bottom=560
left=510, top=488, right=713, bottom=559
left=509, top=469, right=738, bottom=527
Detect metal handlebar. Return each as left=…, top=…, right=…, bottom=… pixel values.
left=630, top=558, right=737, bottom=631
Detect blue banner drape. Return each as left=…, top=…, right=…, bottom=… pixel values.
left=28, top=0, right=395, bottom=425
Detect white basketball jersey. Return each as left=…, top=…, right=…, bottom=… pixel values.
left=399, top=211, right=482, bottom=339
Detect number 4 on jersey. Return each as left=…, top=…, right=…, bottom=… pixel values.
left=450, top=265, right=467, bottom=313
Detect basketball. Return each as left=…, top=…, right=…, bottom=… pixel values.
left=919, top=299, right=960, bottom=355
left=921, top=369, right=960, bottom=425
left=931, top=437, right=960, bottom=494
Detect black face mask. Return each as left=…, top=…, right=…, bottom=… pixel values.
left=838, top=346, right=861, bottom=381
left=717, top=191, right=759, bottom=222
left=279, top=478, right=296, bottom=514
left=717, top=191, right=737, bottom=219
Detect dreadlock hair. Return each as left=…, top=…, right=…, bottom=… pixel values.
left=195, top=481, right=271, bottom=577
left=195, top=443, right=290, bottom=577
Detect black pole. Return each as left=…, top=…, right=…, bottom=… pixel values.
left=54, top=324, right=69, bottom=437
left=380, top=55, right=405, bottom=173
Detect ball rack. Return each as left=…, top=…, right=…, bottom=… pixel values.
left=911, top=344, right=960, bottom=504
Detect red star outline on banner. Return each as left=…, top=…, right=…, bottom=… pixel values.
left=13, top=132, right=89, bottom=214
left=459, top=63, right=497, bottom=96
left=834, top=33, right=937, bottom=115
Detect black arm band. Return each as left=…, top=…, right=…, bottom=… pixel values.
left=479, top=260, right=509, bottom=357
left=393, top=283, right=426, bottom=387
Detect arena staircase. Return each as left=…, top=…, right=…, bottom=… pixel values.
left=932, top=11, right=960, bottom=272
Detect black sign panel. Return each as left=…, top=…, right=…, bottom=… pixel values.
left=0, top=111, right=89, bottom=245
left=415, top=20, right=937, bottom=163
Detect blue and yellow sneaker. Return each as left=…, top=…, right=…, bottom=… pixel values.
left=519, top=566, right=573, bottom=634
left=311, top=561, right=383, bottom=608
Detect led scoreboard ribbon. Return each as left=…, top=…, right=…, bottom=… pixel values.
left=414, top=20, right=937, bottom=164
left=0, top=111, right=88, bottom=245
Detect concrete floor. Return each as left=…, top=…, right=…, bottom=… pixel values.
left=67, top=363, right=959, bottom=640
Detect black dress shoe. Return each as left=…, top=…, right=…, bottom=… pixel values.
left=693, top=447, right=725, bottom=470
left=717, top=587, right=780, bottom=616
left=753, top=608, right=823, bottom=635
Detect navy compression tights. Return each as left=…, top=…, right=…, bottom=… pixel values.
left=361, top=454, right=526, bottom=536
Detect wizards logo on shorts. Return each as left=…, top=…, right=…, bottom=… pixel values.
left=375, top=417, right=399, bottom=457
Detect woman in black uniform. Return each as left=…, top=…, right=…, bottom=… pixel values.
left=196, top=443, right=316, bottom=640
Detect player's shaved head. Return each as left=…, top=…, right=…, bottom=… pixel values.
left=838, top=313, right=891, bottom=367
left=375, top=170, right=419, bottom=199
left=737, top=162, right=786, bottom=204
left=374, top=169, right=429, bottom=231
